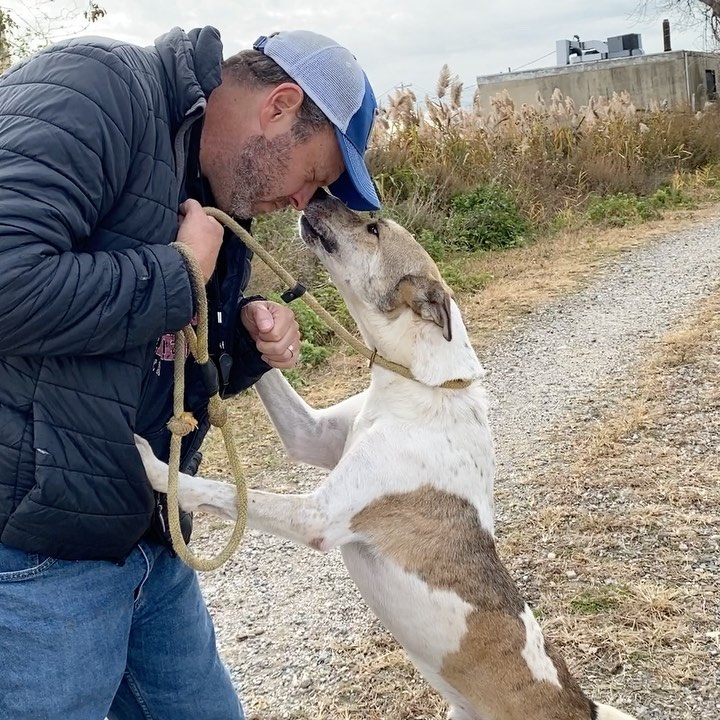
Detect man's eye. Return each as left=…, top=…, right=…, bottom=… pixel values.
left=367, top=222, right=379, bottom=237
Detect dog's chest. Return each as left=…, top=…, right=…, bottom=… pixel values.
left=340, top=394, right=496, bottom=524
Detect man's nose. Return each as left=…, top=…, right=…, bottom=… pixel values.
left=289, top=184, right=319, bottom=210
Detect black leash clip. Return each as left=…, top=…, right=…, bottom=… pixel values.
left=281, top=283, right=306, bottom=303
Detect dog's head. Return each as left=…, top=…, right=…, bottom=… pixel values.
left=300, top=190, right=453, bottom=339
left=299, top=190, right=483, bottom=385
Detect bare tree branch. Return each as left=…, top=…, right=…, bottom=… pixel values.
left=0, top=1, right=106, bottom=70
left=642, top=0, right=720, bottom=41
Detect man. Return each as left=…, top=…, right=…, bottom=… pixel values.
left=0, top=26, right=380, bottom=720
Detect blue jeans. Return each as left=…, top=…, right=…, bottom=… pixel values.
left=0, top=540, right=244, bottom=720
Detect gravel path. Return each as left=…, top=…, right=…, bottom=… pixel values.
left=197, top=214, right=720, bottom=719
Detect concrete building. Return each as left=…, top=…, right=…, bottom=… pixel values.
left=475, top=48, right=720, bottom=112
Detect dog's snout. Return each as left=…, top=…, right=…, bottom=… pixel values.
left=304, top=187, right=349, bottom=222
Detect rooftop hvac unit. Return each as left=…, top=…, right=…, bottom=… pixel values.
left=607, top=33, right=644, bottom=59
left=556, top=33, right=644, bottom=66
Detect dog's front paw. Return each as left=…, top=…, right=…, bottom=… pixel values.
left=134, top=434, right=169, bottom=493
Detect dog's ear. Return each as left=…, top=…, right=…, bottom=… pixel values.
left=393, top=275, right=453, bottom=342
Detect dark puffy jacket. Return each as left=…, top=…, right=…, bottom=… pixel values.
left=0, top=27, right=268, bottom=562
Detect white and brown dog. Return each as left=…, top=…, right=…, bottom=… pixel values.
left=136, top=192, right=636, bottom=720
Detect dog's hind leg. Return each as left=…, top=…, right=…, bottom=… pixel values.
left=254, top=369, right=367, bottom=470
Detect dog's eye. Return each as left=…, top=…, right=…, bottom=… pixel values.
left=367, top=222, right=380, bottom=237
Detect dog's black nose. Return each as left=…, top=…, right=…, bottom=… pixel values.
left=311, top=187, right=329, bottom=203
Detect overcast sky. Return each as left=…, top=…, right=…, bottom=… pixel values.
left=44, top=1, right=719, bottom=104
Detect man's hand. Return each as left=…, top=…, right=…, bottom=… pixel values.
left=241, top=301, right=301, bottom=369
left=176, top=199, right=224, bottom=282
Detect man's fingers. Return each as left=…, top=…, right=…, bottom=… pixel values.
left=242, top=301, right=300, bottom=342
left=244, top=302, right=275, bottom=334
left=178, top=198, right=201, bottom=218
left=257, top=339, right=300, bottom=361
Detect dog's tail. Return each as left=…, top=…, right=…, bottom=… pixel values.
left=594, top=702, right=638, bottom=720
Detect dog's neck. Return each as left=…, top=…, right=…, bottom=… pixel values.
left=356, top=300, right=484, bottom=389
left=412, top=301, right=484, bottom=386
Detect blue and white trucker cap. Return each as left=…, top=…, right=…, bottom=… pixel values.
left=253, top=31, right=381, bottom=211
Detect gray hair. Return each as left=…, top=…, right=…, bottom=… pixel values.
left=222, top=49, right=331, bottom=142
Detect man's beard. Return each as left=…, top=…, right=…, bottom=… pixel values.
left=229, top=132, right=294, bottom=219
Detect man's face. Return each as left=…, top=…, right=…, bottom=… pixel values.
left=222, top=125, right=345, bottom=219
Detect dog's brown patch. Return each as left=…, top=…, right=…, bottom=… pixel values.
left=351, top=486, right=594, bottom=719
left=350, top=486, right=521, bottom=610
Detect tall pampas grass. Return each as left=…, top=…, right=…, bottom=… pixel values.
left=369, top=64, right=720, bottom=232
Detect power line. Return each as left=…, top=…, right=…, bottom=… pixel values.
left=509, top=50, right=555, bottom=73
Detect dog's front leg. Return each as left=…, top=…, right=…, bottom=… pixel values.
left=246, top=488, right=350, bottom=552
left=135, top=434, right=352, bottom=550
left=254, top=369, right=367, bottom=470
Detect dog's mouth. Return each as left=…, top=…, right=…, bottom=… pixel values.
left=299, top=215, right=337, bottom=254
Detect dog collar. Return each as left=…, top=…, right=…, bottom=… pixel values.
left=368, top=349, right=473, bottom=390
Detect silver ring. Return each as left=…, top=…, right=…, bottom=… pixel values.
left=287, top=344, right=295, bottom=358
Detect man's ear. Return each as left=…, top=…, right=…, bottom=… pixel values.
left=388, top=275, right=453, bottom=342
left=259, top=83, right=304, bottom=135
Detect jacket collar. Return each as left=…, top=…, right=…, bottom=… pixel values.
left=153, top=26, right=223, bottom=133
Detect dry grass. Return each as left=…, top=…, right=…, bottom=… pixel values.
left=293, top=633, right=446, bottom=720
left=450, top=205, right=718, bottom=346
left=371, top=86, right=720, bottom=229
left=496, top=290, right=720, bottom=710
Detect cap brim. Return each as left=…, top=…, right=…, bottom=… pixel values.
left=328, top=130, right=381, bottom=211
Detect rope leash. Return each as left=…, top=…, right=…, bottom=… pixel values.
left=202, top=207, right=472, bottom=389
left=165, top=242, right=247, bottom=572
left=164, top=206, right=473, bottom=572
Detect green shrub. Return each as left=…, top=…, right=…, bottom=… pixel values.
left=309, top=280, right=356, bottom=334
left=447, top=184, right=530, bottom=251
left=646, top=185, right=694, bottom=210
left=299, top=339, right=331, bottom=367
left=585, top=185, right=693, bottom=228
left=417, top=229, right=449, bottom=262
left=280, top=368, right=306, bottom=389
left=586, top=192, right=660, bottom=227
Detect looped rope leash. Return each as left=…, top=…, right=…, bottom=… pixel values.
left=166, top=242, right=248, bottom=572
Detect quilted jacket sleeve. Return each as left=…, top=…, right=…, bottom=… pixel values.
left=0, top=43, right=193, bottom=356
